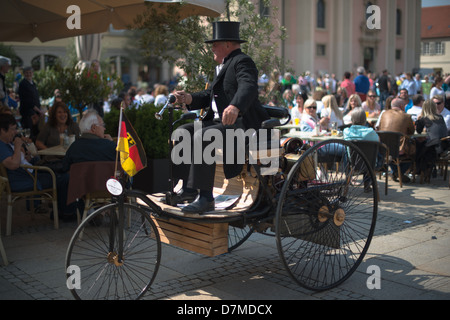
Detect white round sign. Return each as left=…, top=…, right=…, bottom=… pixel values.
left=106, top=178, right=123, bottom=196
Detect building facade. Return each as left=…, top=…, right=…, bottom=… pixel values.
left=420, top=5, right=450, bottom=75
left=3, top=0, right=423, bottom=86
left=3, top=29, right=171, bottom=89
left=270, top=0, right=422, bottom=79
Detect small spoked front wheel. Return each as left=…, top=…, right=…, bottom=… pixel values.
left=65, top=202, right=161, bottom=300
left=276, top=140, right=377, bottom=291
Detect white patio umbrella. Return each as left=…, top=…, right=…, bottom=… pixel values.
left=0, top=0, right=226, bottom=42
left=75, top=34, right=102, bottom=62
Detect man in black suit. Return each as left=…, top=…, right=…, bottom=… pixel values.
left=172, top=21, right=269, bottom=214
left=18, top=66, right=42, bottom=130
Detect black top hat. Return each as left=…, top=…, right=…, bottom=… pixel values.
left=205, top=21, right=246, bottom=44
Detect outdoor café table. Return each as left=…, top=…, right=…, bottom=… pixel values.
left=277, top=123, right=301, bottom=135
left=283, top=131, right=343, bottom=142
left=37, top=145, right=67, bottom=157
left=278, top=124, right=301, bottom=131
left=284, top=130, right=427, bottom=140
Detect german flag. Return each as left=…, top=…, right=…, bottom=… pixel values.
left=116, top=112, right=147, bottom=177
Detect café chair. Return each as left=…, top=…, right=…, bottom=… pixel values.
left=436, top=136, right=450, bottom=188
left=0, top=164, right=59, bottom=236
left=377, top=131, right=415, bottom=188
left=67, top=161, right=116, bottom=225
left=0, top=176, right=8, bottom=265
left=349, top=140, right=388, bottom=201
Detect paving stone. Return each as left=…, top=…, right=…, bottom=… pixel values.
left=1, top=177, right=450, bottom=301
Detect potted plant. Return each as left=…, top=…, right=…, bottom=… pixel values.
left=55, top=64, right=122, bottom=116
left=104, top=102, right=185, bottom=193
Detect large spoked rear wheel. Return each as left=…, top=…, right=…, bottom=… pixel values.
left=275, top=140, right=377, bottom=291
left=65, top=202, right=161, bottom=300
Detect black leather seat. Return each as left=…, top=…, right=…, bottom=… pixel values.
left=261, top=105, right=291, bottom=129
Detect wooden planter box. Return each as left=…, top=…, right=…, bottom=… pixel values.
left=151, top=217, right=228, bottom=257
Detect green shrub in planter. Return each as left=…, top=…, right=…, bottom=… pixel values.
left=134, top=103, right=182, bottom=159
left=104, top=107, right=120, bottom=137
left=104, top=106, right=137, bottom=139
left=105, top=103, right=188, bottom=193
left=104, top=103, right=183, bottom=159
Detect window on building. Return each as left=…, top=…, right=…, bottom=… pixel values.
left=108, top=56, right=132, bottom=85
left=395, top=49, right=402, bottom=60
left=11, top=56, right=23, bottom=69
left=31, top=54, right=59, bottom=70
left=421, top=42, right=430, bottom=55
left=259, top=0, right=270, bottom=17
left=421, top=42, right=446, bottom=56
left=435, top=42, right=445, bottom=55
left=396, top=9, right=402, bottom=35
left=316, top=44, right=326, bottom=57
left=317, top=0, right=325, bottom=29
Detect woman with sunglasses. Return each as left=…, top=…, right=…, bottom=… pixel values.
left=432, top=95, right=450, bottom=134
left=301, top=99, right=347, bottom=163
left=300, top=99, right=320, bottom=132
left=362, top=90, right=381, bottom=118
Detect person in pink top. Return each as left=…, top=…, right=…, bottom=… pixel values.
left=341, top=71, right=355, bottom=97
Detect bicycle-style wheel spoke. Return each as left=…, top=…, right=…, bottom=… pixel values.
left=276, top=140, right=377, bottom=291
left=66, top=203, right=161, bottom=300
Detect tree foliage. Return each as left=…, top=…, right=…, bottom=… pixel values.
left=33, top=68, right=59, bottom=99
left=134, top=0, right=287, bottom=95
left=104, top=104, right=184, bottom=159
left=49, top=64, right=123, bottom=115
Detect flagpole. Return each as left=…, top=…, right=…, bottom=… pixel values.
left=115, top=102, right=124, bottom=178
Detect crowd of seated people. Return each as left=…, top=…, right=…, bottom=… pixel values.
left=2, top=59, right=450, bottom=227
left=281, top=82, right=449, bottom=185
left=0, top=108, right=118, bottom=223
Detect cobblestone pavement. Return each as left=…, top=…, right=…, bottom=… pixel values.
left=1, top=175, right=449, bottom=301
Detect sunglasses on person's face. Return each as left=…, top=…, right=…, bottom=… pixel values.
left=368, top=95, right=377, bottom=98
left=306, top=106, right=317, bottom=109
left=435, top=101, right=443, bottom=105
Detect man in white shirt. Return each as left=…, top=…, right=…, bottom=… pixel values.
left=433, top=95, right=450, bottom=134
left=406, top=95, right=424, bottom=122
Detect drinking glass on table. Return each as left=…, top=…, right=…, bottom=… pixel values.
left=331, top=122, right=338, bottom=136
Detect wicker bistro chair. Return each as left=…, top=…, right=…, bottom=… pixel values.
left=436, top=136, right=450, bottom=187
left=349, top=140, right=389, bottom=201
left=0, top=164, right=59, bottom=236
left=67, top=161, right=117, bottom=225
left=0, top=176, right=8, bottom=265
left=377, top=131, right=416, bottom=188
